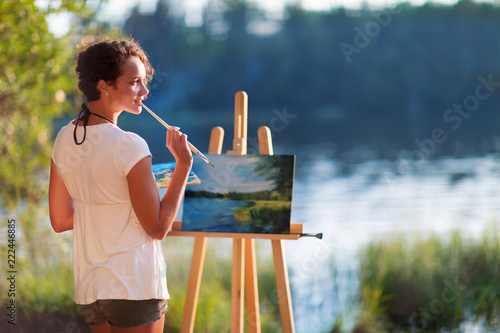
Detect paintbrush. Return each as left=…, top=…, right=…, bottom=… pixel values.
left=140, top=102, right=216, bottom=168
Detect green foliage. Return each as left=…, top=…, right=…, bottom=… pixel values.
left=353, top=227, right=500, bottom=332
left=185, top=189, right=224, bottom=199
left=0, top=0, right=86, bottom=274
left=16, top=256, right=77, bottom=314
left=185, top=189, right=287, bottom=201
left=163, top=238, right=234, bottom=332
left=0, top=0, right=79, bottom=209
left=225, top=190, right=275, bottom=201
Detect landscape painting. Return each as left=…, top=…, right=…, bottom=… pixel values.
left=182, top=154, right=295, bottom=234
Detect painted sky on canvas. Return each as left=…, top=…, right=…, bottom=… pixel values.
left=191, top=155, right=276, bottom=194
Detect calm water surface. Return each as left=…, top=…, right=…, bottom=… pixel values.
left=285, top=153, right=500, bottom=332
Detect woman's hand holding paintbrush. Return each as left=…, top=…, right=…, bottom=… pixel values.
left=140, top=102, right=216, bottom=168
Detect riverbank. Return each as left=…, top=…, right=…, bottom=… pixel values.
left=233, top=200, right=292, bottom=234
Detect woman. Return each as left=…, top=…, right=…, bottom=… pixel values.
left=48, top=35, right=192, bottom=332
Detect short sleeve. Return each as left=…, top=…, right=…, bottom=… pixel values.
left=115, top=132, right=152, bottom=176
left=51, top=124, right=66, bottom=161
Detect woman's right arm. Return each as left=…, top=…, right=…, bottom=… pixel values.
left=49, top=159, right=74, bottom=233
left=128, top=127, right=193, bottom=240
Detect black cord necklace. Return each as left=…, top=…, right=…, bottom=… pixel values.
left=89, top=111, right=114, bottom=124
left=73, top=104, right=114, bottom=145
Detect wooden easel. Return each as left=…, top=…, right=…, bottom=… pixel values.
left=168, top=91, right=303, bottom=333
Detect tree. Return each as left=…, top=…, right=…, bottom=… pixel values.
left=0, top=0, right=91, bottom=268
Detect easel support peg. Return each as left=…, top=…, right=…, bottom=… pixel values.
left=227, top=91, right=248, bottom=155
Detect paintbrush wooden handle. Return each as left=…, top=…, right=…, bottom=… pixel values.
left=141, top=103, right=215, bottom=168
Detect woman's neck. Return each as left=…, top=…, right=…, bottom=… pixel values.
left=87, top=100, right=120, bottom=125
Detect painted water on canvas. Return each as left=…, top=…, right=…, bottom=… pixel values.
left=182, top=154, right=295, bottom=234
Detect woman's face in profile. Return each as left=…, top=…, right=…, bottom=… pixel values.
left=108, top=56, right=149, bottom=115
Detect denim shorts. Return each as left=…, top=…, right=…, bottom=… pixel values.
left=79, top=299, right=169, bottom=328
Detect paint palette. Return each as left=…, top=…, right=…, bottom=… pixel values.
left=152, top=162, right=201, bottom=189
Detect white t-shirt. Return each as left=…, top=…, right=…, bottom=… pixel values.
left=52, top=121, right=169, bottom=305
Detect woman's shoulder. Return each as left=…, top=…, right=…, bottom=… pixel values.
left=114, top=129, right=151, bottom=159
left=115, top=128, right=148, bottom=147
left=114, top=129, right=151, bottom=172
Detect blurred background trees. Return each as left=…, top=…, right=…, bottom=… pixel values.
left=0, top=0, right=90, bottom=269
left=120, top=0, right=500, bottom=158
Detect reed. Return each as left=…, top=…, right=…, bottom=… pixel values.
left=351, top=225, right=500, bottom=332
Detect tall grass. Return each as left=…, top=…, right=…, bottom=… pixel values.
left=350, top=226, right=500, bottom=332
left=0, top=228, right=281, bottom=332
left=164, top=237, right=281, bottom=332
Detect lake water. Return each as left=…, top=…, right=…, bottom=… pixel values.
left=281, top=153, right=500, bottom=332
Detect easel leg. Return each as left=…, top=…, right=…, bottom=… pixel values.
left=181, top=237, right=207, bottom=333
left=245, top=239, right=261, bottom=333
left=231, top=238, right=245, bottom=333
left=271, top=239, right=295, bottom=333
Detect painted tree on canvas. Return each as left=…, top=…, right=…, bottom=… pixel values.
left=253, top=155, right=294, bottom=201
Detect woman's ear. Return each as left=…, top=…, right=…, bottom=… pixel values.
left=97, top=79, right=110, bottom=97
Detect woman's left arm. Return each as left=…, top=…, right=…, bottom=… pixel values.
left=49, top=159, right=74, bottom=233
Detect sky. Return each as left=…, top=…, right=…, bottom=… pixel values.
left=41, top=0, right=496, bottom=37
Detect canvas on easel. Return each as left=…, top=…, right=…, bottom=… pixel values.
left=182, top=154, right=295, bottom=234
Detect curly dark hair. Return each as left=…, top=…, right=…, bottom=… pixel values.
left=75, top=35, right=154, bottom=102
